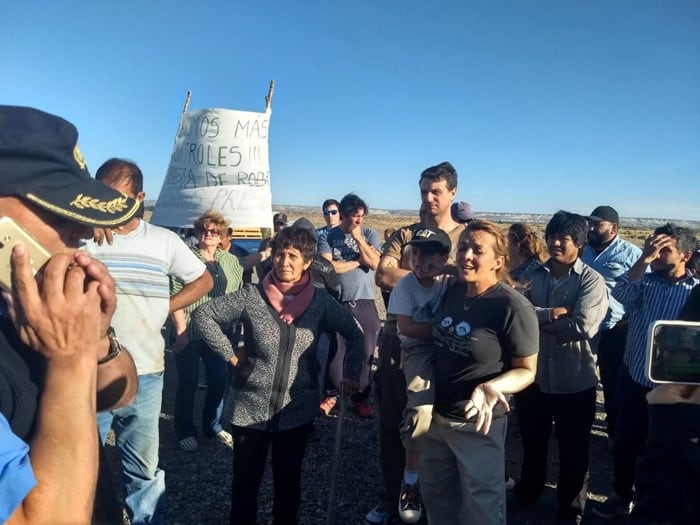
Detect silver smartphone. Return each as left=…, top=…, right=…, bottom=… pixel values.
left=647, top=320, right=700, bottom=385
left=0, top=217, right=52, bottom=293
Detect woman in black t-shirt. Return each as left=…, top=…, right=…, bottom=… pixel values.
left=419, top=221, right=539, bottom=525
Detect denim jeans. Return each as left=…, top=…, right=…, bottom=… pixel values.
left=98, top=371, right=165, bottom=525
left=174, top=339, right=229, bottom=439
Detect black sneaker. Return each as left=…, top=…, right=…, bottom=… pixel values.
left=398, top=481, right=422, bottom=523
left=592, top=492, right=631, bottom=518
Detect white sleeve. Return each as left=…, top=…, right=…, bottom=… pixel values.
left=387, top=274, right=416, bottom=316
left=165, top=229, right=206, bottom=284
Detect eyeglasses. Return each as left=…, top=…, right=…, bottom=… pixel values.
left=323, top=209, right=338, bottom=216
left=201, top=228, right=221, bottom=236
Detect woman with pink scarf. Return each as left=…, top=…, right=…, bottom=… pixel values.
left=192, top=225, right=363, bottom=525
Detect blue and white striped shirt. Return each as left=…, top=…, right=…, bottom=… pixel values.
left=612, top=270, right=699, bottom=387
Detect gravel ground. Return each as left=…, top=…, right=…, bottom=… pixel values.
left=103, top=287, right=626, bottom=524
left=104, top=346, right=626, bottom=525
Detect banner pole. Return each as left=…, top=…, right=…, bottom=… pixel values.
left=265, top=80, right=275, bottom=111
left=182, top=90, right=192, bottom=113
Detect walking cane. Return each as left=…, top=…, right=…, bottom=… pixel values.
left=326, top=383, right=348, bottom=525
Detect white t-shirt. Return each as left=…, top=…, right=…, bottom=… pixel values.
left=85, top=220, right=206, bottom=374
left=388, top=273, right=452, bottom=346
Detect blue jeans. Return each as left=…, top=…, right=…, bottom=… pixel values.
left=173, top=339, right=229, bottom=439
left=98, top=371, right=165, bottom=525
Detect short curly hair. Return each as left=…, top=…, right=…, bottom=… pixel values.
left=193, top=211, right=229, bottom=234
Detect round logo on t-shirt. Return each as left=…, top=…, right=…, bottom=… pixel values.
left=455, top=321, right=471, bottom=336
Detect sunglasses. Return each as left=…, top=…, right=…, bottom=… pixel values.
left=323, top=209, right=339, bottom=216
left=201, top=228, right=221, bottom=236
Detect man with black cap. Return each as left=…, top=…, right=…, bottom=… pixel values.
left=581, top=205, right=642, bottom=439
left=86, top=158, right=213, bottom=525
left=0, top=105, right=140, bottom=523
left=256, top=211, right=287, bottom=279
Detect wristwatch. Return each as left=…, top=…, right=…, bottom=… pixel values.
left=98, top=326, right=122, bottom=365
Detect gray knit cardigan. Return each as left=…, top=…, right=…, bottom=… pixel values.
left=192, top=283, right=364, bottom=431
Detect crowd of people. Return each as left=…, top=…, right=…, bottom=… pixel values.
left=1, top=104, right=699, bottom=525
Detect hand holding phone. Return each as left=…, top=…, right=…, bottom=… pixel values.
left=647, top=320, right=700, bottom=385
left=0, top=217, right=51, bottom=292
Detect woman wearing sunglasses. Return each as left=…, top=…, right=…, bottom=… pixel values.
left=170, top=211, right=246, bottom=451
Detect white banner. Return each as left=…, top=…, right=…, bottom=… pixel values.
left=151, top=107, right=273, bottom=228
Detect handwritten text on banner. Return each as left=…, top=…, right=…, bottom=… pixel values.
left=152, top=107, right=273, bottom=228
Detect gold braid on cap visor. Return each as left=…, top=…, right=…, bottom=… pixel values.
left=25, top=192, right=140, bottom=226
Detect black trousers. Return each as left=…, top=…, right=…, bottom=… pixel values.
left=230, top=423, right=313, bottom=525
left=597, top=322, right=629, bottom=437
left=514, top=385, right=596, bottom=519
left=612, top=367, right=651, bottom=503
left=374, top=329, right=407, bottom=512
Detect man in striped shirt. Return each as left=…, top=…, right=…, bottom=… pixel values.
left=594, top=223, right=698, bottom=519
left=86, top=158, right=213, bottom=524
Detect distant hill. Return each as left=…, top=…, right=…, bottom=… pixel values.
left=143, top=201, right=699, bottom=230
left=271, top=204, right=700, bottom=230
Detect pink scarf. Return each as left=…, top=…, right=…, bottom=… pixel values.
left=262, top=270, right=315, bottom=324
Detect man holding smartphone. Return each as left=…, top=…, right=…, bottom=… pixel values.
left=594, top=224, right=698, bottom=519
left=0, top=105, right=140, bottom=523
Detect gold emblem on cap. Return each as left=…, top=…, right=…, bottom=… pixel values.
left=73, top=144, right=87, bottom=170
left=70, top=194, right=130, bottom=214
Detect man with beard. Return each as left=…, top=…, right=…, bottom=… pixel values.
left=594, top=223, right=698, bottom=519
left=581, top=206, right=642, bottom=438
left=366, top=162, right=464, bottom=524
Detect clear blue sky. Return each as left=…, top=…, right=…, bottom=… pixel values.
left=2, top=1, right=698, bottom=220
